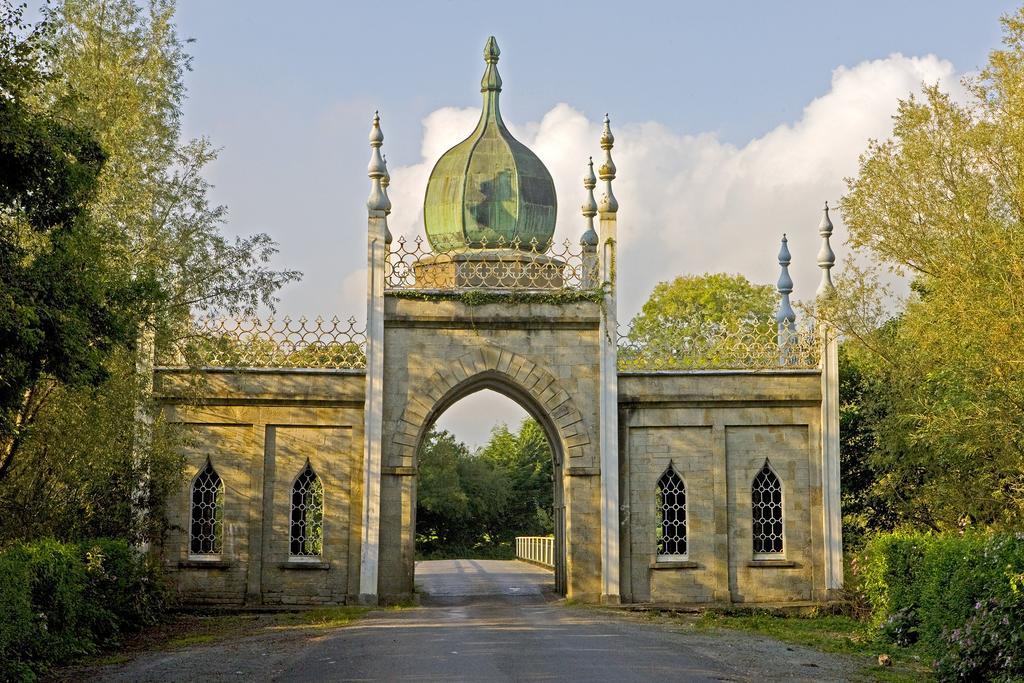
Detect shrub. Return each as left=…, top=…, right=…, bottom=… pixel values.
left=879, top=606, right=919, bottom=646
left=856, top=530, right=1024, bottom=680
left=78, top=539, right=169, bottom=642
left=0, top=538, right=170, bottom=681
left=0, top=546, right=36, bottom=682
left=935, top=595, right=1024, bottom=682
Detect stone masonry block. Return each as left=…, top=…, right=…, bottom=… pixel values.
left=545, top=389, right=570, bottom=412
left=555, top=408, right=583, bottom=429
left=550, top=403, right=572, bottom=420
left=481, top=345, right=501, bottom=371
left=566, top=432, right=591, bottom=448
left=529, top=374, right=555, bottom=400
left=496, top=349, right=513, bottom=374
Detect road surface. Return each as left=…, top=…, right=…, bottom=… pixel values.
left=89, top=559, right=862, bottom=682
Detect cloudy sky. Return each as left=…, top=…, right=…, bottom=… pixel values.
left=175, top=1, right=1014, bottom=447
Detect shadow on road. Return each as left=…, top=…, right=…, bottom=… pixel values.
left=415, top=558, right=557, bottom=606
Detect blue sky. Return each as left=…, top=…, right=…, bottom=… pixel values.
left=171, top=1, right=1015, bottom=446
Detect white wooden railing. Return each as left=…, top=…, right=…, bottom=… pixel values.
left=515, top=536, right=554, bottom=569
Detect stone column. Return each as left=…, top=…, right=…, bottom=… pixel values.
left=816, top=202, right=842, bottom=592
left=597, top=116, right=620, bottom=604
left=358, top=113, right=389, bottom=604
left=820, top=323, right=843, bottom=591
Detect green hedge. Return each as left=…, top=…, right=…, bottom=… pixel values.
left=0, top=538, right=170, bottom=682
left=857, top=530, right=1024, bottom=680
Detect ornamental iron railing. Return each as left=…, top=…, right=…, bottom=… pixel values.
left=385, top=235, right=600, bottom=291
left=157, top=316, right=367, bottom=369
left=617, top=319, right=819, bottom=371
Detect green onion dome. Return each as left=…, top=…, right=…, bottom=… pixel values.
left=423, top=37, right=557, bottom=251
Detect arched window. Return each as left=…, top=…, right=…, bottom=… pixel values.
left=656, top=466, right=687, bottom=559
left=290, top=461, right=324, bottom=558
left=190, top=459, right=224, bottom=556
left=752, top=460, right=784, bottom=555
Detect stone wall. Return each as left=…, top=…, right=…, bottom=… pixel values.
left=154, top=368, right=366, bottom=605
left=154, top=326, right=834, bottom=607
left=617, top=370, right=827, bottom=604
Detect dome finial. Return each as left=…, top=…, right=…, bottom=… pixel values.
left=484, top=36, right=500, bottom=64
left=481, top=36, right=502, bottom=92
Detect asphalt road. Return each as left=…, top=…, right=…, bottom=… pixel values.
left=92, top=560, right=861, bottom=682
left=282, top=559, right=733, bottom=681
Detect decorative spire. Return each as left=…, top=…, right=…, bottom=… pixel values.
left=776, top=233, right=797, bottom=335
left=381, top=154, right=392, bottom=214
left=598, top=114, right=618, bottom=214
left=380, top=154, right=393, bottom=244
left=816, top=201, right=836, bottom=296
left=367, top=111, right=388, bottom=213
left=481, top=36, right=501, bottom=90
left=580, top=157, right=598, bottom=246
left=480, top=35, right=503, bottom=125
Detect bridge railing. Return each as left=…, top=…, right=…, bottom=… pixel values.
left=515, top=536, right=555, bottom=569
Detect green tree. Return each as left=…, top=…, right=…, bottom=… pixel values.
left=837, top=340, right=903, bottom=546
left=38, top=0, right=299, bottom=329
left=620, top=273, right=778, bottom=369
left=416, top=429, right=472, bottom=551
left=837, top=9, right=1024, bottom=529
left=478, top=419, right=554, bottom=540
left=0, top=1, right=151, bottom=481
left=415, top=419, right=554, bottom=558
left=0, top=0, right=299, bottom=544
left=0, top=351, right=182, bottom=542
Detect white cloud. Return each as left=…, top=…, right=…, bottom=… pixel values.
left=387, top=53, right=961, bottom=321
left=338, top=267, right=368, bottom=311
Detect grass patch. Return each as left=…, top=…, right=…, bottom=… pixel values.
left=165, top=633, right=218, bottom=648
left=695, top=611, right=933, bottom=681
left=86, top=653, right=131, bottom=667
left=162, top=614, right=254, bottom=649
left=278, top=606, right=370, bottom=629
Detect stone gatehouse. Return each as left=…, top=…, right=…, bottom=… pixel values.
left=152, top=37, right=842, bottom=607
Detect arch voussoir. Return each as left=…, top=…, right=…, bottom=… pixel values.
left=481, top=345, right=501, bottom=370
left=390, top=345, right=595, bottom=470
left=495, top=348, right=514, bottom=374
left=546, top=388, right=570, bottom=412
left=459, top=348, right=488, bottom=376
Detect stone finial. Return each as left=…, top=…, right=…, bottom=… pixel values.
left=381, top=154, right=393, bottom=244
left=598, top=114, right=618, bottom=214
left=580, top=157, right=599, bottom=246
left=381, top=154, right=392, bottom=214
left=816, top=201, right=836, bottom=297
left=775, top=234, right=796, bottom=330
left=367, top=111, right=388, bottom=213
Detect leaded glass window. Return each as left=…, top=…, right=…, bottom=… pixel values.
left=656, top=466, right=687, bottom=558
left=290, top=462, right=324, bottom=558
left=752, top=460, right=784, bottom=555
left=190, top=460, right=224, bottom=555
